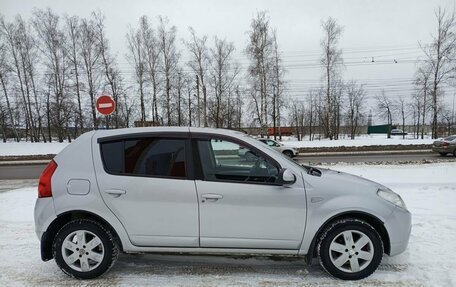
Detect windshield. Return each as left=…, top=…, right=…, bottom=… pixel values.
left=241, top=134, right=317, bottom=174
left=443, top=136, right=456, bottom=141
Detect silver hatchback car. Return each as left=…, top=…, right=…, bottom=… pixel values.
left=34, top=127, right=411, bottom=280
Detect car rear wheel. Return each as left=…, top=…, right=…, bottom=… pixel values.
left=283, top=150, right=293, bottom=158
left=439, top=152, right=448, bottom=156
left=318, top=218, right=383, bottom=280
left=52, top=219, right=118, bottom=279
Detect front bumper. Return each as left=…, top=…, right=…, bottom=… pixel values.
left=384, top=206, right=412, bottom=256
left=290, top=149, right=299, bottom=157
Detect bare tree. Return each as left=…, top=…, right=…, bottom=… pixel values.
left=246, top=11, right=273, bottom=134
left=345, top=81, right=365, bottom=139
left=0, top=29, right=19, bottom=141
left=270, top=29, right=286, bottom=140
left=305, top=89, right=319, bottom=141
left=397, top=96, right=408, bottom=139
left=94, top=12, right=124, bottom=129
left=320, top=17, right=343, bottom=140
left=80, top=15, right=102, bottom=129
left=157, top=16, right=179, bottom=125
left=421, top=7, right=456, bottom=138
left=126, top=23, right=146, bottom=124
left=415, top=65, right=432, bottom=138
left=186, top=27, right=210, bottom=127
left=33, top=8, right=71, bottom=142
left=376, top=90, right=395, bottom=138
left=440, top=104, right=453, bottom=136
left=139, top=16, right=161, bottom=124
left=65, top=15, right=84, bottom=132
left=209, top=37, right=238, bottom=128
left=1, top=16, right=42, bottom=141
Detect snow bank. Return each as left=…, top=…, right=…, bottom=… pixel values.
left=0, top=163, right=455, bottom=286
left=0, top=142, right=69, bottom=156
left=281, top=134, right=434, bottom=148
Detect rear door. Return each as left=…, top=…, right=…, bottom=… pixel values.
left=94, top=134, right=199, bottom=247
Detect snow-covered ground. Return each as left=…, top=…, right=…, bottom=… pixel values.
left=0, top=142, right=69, bottom=156
left=280, top=134, right=434, bottom=148
left=0, top=163, right=455, bottom=286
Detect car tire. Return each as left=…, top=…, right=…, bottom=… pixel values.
left=317, top=218, right=383, bottom=280
left=453, top=150, right=456, bottom=157
left=283, top=150, right=293, bottom=158
left=439, top=152, right=448, bottom=156
left=52, top=219, right=118, bottom=279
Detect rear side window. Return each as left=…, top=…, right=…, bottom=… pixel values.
left=101, top=141, right=123, bottom=173
left=100, top=138, right=187, bottom=178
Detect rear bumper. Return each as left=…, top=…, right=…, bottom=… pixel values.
left=34, top=198, right=56, bottom=240
left=432, top=146, right=452, bottom=153
left=384, top=206, right=412, bottom=256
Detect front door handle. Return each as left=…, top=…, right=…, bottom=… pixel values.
left=201, top=193, right=223, bottom=202
left=104, top=189, right=126, bottom=197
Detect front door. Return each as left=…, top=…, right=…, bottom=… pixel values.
left=194, top=136, right=306, bottom=250
left=95, top=136, right=199, bottom=247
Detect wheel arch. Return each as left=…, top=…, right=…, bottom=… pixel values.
left=305, top=210, right=390, bottom=264
left=41, top=210, right=123, bottom=261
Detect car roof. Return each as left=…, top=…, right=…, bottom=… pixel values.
left=93, top=126, right=245, bottom=138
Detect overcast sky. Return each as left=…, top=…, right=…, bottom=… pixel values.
left=1, top=0, right=455, bottom=116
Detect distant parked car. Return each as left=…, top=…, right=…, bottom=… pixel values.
left=390, top=129, right=407, bottom=136
left=432, top=135, right=456, bottom=156
left=257, top=138, right=299, bottom=157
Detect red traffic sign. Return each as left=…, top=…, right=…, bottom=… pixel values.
left=96, top=95, right=116, bottom=116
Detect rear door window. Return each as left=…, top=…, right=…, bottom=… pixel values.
left=100, top=138, right=187, bottom=178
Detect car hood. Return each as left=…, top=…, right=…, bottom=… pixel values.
left=305, top=167, right=384, bottom=196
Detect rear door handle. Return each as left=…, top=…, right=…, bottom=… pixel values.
left=104, top=189, right=126, bottom=197
left=201, top=193, right=223, bottom=202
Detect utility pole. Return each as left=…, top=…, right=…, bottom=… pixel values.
left=196, top=75, right=200, bottom=127
left=452, top=92, right=455, bottom=134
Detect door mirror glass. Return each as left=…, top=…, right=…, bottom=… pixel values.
left=279, top=168, right=296, bottom=185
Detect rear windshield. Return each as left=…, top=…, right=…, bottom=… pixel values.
left=443, top=136, right=456, bottom=141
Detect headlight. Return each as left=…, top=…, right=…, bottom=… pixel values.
left=377, top=188, right=407, bottom=210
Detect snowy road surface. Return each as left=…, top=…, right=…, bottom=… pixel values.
left=0, top=163, right=455, bottom=286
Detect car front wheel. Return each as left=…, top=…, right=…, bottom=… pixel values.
left=283, top=150, right=294, bottom=158
left=318, top=218, right=383, bottom=280
left=52, top=219, right=118, bottom=279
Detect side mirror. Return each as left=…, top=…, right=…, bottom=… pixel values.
left=279, top=168, right=296, bottom=185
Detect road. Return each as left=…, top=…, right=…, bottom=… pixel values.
left=297, top=151, right=455, bottom=164
left=0, top=151, right=453, bottom=180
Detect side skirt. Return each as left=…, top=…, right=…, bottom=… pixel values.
left=123, top=247, right=301, bottom=257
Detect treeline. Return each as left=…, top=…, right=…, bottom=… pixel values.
left=277, top=7, right=456, bottom=141
left=0, top=7, right=454, bottom=142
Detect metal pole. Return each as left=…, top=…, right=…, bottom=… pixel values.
left=452, top=92, right=455, bottom=134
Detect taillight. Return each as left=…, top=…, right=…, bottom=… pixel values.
left=38, top=160, right=57, bottom=198
left=442, top=142, right=449, bottom=147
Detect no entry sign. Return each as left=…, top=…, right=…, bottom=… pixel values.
left=96, top=95, right=116, bottom=116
